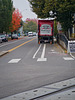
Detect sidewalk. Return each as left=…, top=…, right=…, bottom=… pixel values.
left=38, top=87, right=75, bottom=100
left=0, top=78, right=75, bottom=100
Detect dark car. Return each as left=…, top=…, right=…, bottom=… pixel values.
left=12, top=34, right=18, bottom=39
left=0, top=34, right=8, bottom=42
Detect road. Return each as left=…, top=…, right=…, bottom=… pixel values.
left=0, top=36, right=75, bottom=99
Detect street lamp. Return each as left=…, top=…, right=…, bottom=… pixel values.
left=49, top=11, right=57, bottom=19
left=49, top=11, right=53, bottom=17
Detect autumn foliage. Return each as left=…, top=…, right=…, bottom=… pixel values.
left=9, top=9, right=22, bottom=32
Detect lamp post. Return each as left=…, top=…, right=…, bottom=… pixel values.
left=49, top=11, right=53, bottom=18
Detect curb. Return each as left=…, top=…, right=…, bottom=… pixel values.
left=8, top=35, right=26, bottom=41
left=55, top=43, right=65, bottom=53
left=56, top=43, right=67, bottom=54
left=0, top=51, right=9, bottom=57
left=1, top=78, right=75, bottom=100
left=0, top=36, right=26, bottom=57
left=8, top=37, right=25, bottom=41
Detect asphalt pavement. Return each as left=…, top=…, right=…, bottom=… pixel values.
left=0, top=36, right=25, bottom=56
left=0, top=36, right=75, bottom=99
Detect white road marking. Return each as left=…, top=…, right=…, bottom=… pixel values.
left=37, top=58, right=47, bottom=61
left=33, top=44, right=42, bottom=59
left=41, top=44, right=46, bottom=58
left=37, top=44, right=47, bottom=61
left=50, top=52, right=59, bottom=54
left=50, top=49, right=55, bottom=52
left=8, top=59, right=21, bottom=63
left=48, top=52, right=61, bottom=55
left=63, top=57, right=74, bottom=60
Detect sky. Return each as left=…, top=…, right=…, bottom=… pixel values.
left=12, top=0, right=37, bottom=21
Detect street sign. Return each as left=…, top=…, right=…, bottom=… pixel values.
left=57, top=22, right=62, bottom=30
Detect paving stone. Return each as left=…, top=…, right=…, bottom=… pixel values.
left=38, top=87, right=75, bottom=100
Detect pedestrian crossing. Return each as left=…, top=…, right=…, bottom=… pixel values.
left=8, top=59, right=21, bottom=63
left=8, top=56, right=75, bottom=64
left=7, top=43, right=75, bottom=63
left=63, top=57, right=74, bottom=60
left=8, top=48, right=75, bottom=63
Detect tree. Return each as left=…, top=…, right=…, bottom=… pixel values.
left=28, top=0, right=75, bottom=36
left=28, top=0, right=46, bottom=18
left=23, top=20, right=37, bottom=32
left=9, top=9, right=22, bottom=33
left=26, top=18, right=38, bottom=24
left=0, top=0, right=13, bottom=33
left=54, top=0, right=75, bottom=35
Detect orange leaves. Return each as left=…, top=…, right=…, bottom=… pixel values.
left=9, top=9, right=22, bottom=32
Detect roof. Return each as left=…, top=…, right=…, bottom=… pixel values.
left=38, top=17, right=55, bottom=20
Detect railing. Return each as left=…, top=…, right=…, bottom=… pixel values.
left=57, top=33, right=68, bottom=50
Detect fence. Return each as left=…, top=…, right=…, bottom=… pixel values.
left=57, top=33, right=68, bottom=50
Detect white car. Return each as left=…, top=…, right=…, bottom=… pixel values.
left=28, top=32, right=33, bottom=37
left=33, top=32, right=37, bottom=36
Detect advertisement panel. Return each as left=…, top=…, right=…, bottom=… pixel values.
left=68, top=41, right=75, bottom=53
left=40, top=24, right=52, bottom=35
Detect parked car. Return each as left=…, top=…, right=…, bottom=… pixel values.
left=12, top=34, right=18, bottom=39
left=0, top=36, right=2, bottom=43
left=33, top=32, right=37, bottom=36
left=28, top=32, right=33, bottom=37
left=0, top=34, right=8, bottom=42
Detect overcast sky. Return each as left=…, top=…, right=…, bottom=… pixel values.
left=12, top=0, right=37, bottom=21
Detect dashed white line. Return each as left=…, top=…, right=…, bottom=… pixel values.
left=8, top=59, right=21, bottom=63
left=63, top=57, right=74, bottom=60
left=50, top=49, right=55, bottom=52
